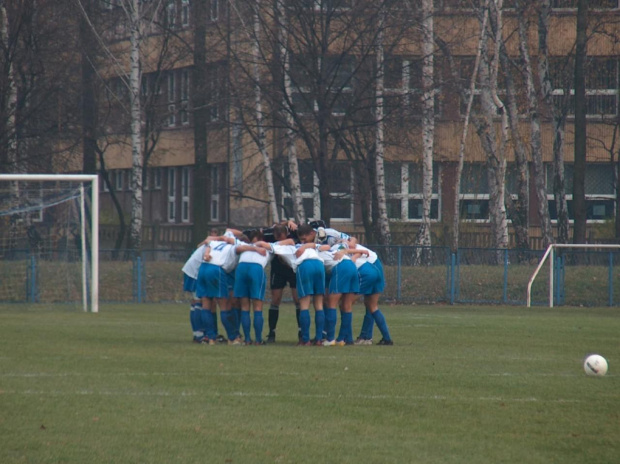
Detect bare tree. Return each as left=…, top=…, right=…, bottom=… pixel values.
left=573, top=0, right=588, bottom=244
left=414, top=0, right=434, bottom=249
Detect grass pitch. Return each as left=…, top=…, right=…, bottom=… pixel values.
left=1, top=303, right=618, bottom=464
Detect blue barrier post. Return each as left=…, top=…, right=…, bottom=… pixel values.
left=450, top=252, right=456, bottom=305
left=29, top=255, right=37, bottom=303
left=133, top=255, right=144, bottom=303
left=396, top=246, right=402, bottom=301
left=502, top=249, right=508, bottom=304
left=609, top=251, right=614, bottom=307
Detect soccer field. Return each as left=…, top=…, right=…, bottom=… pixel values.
left=1, top=304, right=618, bottom=464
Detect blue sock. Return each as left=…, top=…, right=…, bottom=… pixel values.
left=220, top=310, right=235, bottom=341
left=324, top=308, right=337, bottom=341
left=241, top=311, right=252, bottom=342
left=212, top=310, right=219, bottom=336
left=234, top=308, right=242, bottom=333
left=360, top=308, right=374, bottom=339
left=314, top=310, right=325, bottom=342
left=341, top=312, right=353, bottom=343
left=299, top=309, right=311, bottom=343
left=227, top=310, right=239, bottom=340
left=253, top=311, right=264, bottom=342
left=190, top=304, right=201, bottom=333
left=336, top=309, right=346, bottom=342
left=372, top=309, right=392, bottom=342
left=201, top=309, right=217, bottom=340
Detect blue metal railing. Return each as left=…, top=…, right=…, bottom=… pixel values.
left=3, top=246, right=620, bottom=306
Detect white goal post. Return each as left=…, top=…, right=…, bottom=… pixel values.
left=527, top=243, right=620, bottom=308
left=0, top=174, right=99, bottom=313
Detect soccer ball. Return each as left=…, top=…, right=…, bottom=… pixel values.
left=584, top=354, right=608, bottom=377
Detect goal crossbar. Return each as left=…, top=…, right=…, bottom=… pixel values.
left=526, top=243, right=620, bottom=307
left=0, top=174, right=99, bottom=313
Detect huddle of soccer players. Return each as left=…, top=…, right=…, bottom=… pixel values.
left=181, top=220, right=393, bottom=346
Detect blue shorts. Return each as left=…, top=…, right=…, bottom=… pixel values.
left=328, top=260, right=359, bottom=295
left=371, top=259, right=385, bottom=293
left=196, top=263, right=229, bottom=299
left=296, top=259, right=325, bottom=298
left=225, top=271, right=235, bottom=293
left=233, top=262, right=267, bottom=300
left=358, top=262, right=383, bottom=295
left=183, top=273, right=197, bottom=293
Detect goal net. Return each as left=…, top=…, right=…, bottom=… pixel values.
left=527, top=243, right=620, bottom=307
left=0, top=174, right=99, bottom=312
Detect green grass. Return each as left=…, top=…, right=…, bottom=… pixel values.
left=1, top=304, right=619, bottom=464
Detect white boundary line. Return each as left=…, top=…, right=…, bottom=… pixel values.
left=0, top=389, right=584, bottom=403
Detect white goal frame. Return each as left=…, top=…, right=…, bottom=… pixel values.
left=0, top=174, right=99, bottom=313
left=527, top=243, right=620, bottom=308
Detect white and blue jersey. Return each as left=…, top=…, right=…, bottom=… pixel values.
left=318, top=228, right=351, bottom=246
left=182, top=244, right=207, bottom=294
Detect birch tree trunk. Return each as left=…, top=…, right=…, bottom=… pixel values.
left=572, top=0, right=588, bottom=244
left=1, top=3, right=20, bottom=253
left=487, top=0, right=509, bottom=255
left=276, top=0, right=305, bottom=223
left=415, top=0, right=434, bottom=253
left=128, top=0, right=143, bottom=252
left=1, top=3, right=17, bottom=173
left=476, top=2, right=508, bottom=259
left=374, top=8, right=391, bottom=245
left=534, top=0, right=561, bottom=246
left=499, top=43, right=529, bottom=249
left=252, top=1, right=279, bottom=225
left=442, top=1, right=489, bottom=252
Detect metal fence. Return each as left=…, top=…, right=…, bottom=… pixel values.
left=3, top=247, right=620, bottom=307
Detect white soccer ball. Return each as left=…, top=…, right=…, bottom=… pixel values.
left=584, top=354, right=608, bottom=377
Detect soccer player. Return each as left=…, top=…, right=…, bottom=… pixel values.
left=233, top=230, right=273, bottom=345
left=348, top=241, right=394, bottom=346
left=295, top=224, right=327, bottom=345
left=255, top=223, right=325, bottom=345
left=264, top=222, right=301, bottom=343
left=196, top=230, right=263, bottom=345
left=181, top=242, right=210, bottom=344
left=199, top=230, right=249, bottom=345
left=317, top=243, right=360, bottom=346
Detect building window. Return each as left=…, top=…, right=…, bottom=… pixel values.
left=282, top=160, right=319, bottom=220
left=114, top=170, right=124, bottom=191
left=168, top=104, right=176, bottom=127
left=152, top=167, right=162, bottom=190
left=180, top=103, right=189, bottom=125
left=181, top=69, right=189, bottom=102
left=181, top=0, right=190, bottom=27
left=168, top=71, right=175, bottom=103
left=546, top=164, right=615, bottom=221
left=166, top=0, right=176, bottom=29
left=385, top=162, right=440, bottom=221
left=550, top=0, right=618, bottom=9
left=329, top=162, right=354, bottom=221
left=210, top=165, right=220, bottom=222
left=460, top=164, right=489, bottom=221
left=290, top=55, right=355, bottom=117
left=281, top=160, right=353, bottom=220
left=101, top=174, right=109, bottom=192
left=209, top=0, right=218, bottom=21
left=181, top=167, right=190, bottom=223
left=208, top=65, right=220, bottom=122
left=168, top=167, right=176, bottom=222
left=551, top=57, right=618, bottom=117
